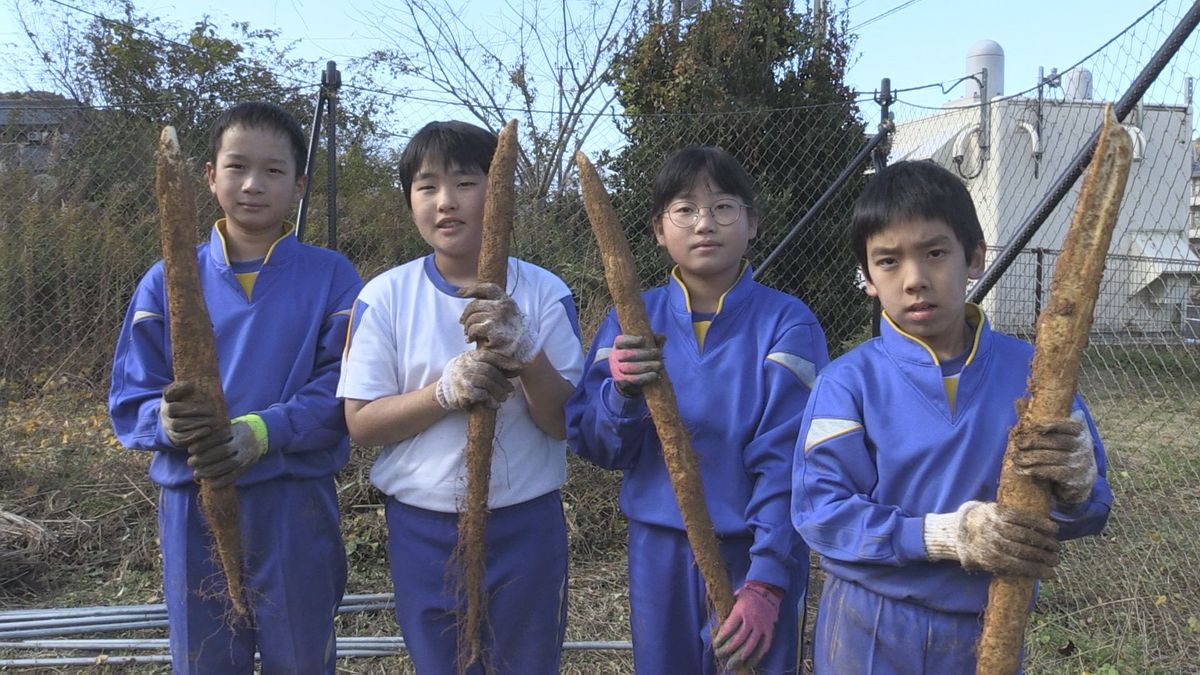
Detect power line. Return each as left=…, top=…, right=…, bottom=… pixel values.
left=883, top=0, right=1165, bottom=111
left=40, top=0, right=201, bottom=54
left=839, top=0, right=875, bottom=17
left=35, top=0, right=324, bottom=91
left=848, top=0, right=927, bottom=32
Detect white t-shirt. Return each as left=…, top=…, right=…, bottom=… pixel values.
left=337, top=255, right=584, bottom=512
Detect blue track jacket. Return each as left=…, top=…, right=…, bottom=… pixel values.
left=109, top=225, right=364, bottom=488
left=793, top=306, right=1112, bottom=613
left=567, top=267, right=829, bottom=589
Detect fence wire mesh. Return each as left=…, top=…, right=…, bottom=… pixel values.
left=871, top=3, right=1200, bottom=669
left=1, top=0, right=1199, bottom=671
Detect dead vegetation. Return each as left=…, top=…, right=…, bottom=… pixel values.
left=2, top=377, right=1198, bottom=672
left=0, top=509, right=52, bottom=588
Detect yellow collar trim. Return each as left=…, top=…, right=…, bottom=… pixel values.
left=214, top=218, right=293, bottom=265
left=881, top=303, right=984, bottom=366
left=670, top=260, right=749, bottom=315
left=962, top=304, right=983, bottom=366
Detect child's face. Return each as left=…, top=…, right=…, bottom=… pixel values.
left=206, top=125, right=305, bottom=238
left=864, top=217, right=986, bottom=359
left=409, top=160, right=487, bottom=267
left=653, top=175, right=757, bottom=289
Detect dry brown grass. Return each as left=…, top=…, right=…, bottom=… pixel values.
left=3, top=371, right=1200, bottom=673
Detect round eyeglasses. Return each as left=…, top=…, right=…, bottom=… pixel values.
left=662, top=198, right=751, bottom=228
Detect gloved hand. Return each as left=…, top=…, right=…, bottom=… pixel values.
left=1011, top=410, right=1097, bottom=506
left=924, top=501, right=1060, bottom=579
left=435, top=350, right=522, bottom=411
left=159, top=381, right=220, bottom=448
left=713, top=581, right=783, bottom=669
left=187, top=415, right=268, bottom=489
left=459, top=283, right=538, bottom=365
left=608, top=334, right=665, bottom=397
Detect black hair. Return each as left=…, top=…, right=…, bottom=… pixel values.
left=397, top=121, right=498, bottom=208
left=209, top=101, right=307, bottom=176
left=651, top=145, right=757, bottom=225
left=850, top=160, right=984, bottom=279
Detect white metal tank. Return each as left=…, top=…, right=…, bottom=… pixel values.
left=1064, top=68, right=1093, bottom=100
left=966, top=39, right=1005, bottom=101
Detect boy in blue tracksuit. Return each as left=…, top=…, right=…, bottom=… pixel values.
left=792, top=160, right=1112, bottom=673
left=567, top=146, right=829, bottom=674
left=109, top=102, right=363, bottom=673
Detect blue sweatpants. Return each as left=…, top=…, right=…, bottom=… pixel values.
left=158, top=477, right=347, bottom=674
left=813, top=575, right=992, bottom=675
left=627, top=520, right=805, bottom=675
left=385, top=490, right=568, bottom=675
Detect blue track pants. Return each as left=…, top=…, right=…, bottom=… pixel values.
left=385, top=490, right=568, bottom=675
left=159, top=477, right=346, bottom=674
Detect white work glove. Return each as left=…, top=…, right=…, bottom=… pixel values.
left=1011, top=409, right=1098, bottom=507
left=924, top=501, right=1060, bottom=579
left=435, top=350, right=522, bottom=411
left=159, top=381, right=221, bottom=448
left=459, top=282, right=538, bottom=365
left=187, top=416, right=268, bottom=489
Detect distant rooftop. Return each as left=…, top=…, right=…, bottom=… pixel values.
left=0, top=98, right=82, bottom=127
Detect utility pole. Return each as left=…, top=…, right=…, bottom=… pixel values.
left=813, top=0, right=827, bottom=44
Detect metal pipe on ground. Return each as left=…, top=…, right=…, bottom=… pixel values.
left=0, top=638, right=637, bottom=666
left=0, top=593, right=391, bottom=623
left=0, top=613, right=165, bottom=631
left=0, top=621, right=169, bottom=639
left=0, top=604, right=165, bottom=620
left=0, top=638, right=633, bottom=651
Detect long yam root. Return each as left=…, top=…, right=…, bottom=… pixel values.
left=456, top=119, right=519, bottom=674
left=575, top=150, right=743, bottom=670
left=976, top=105, right=1132, bottom=674
left=156, top=127, right=246, bottom=619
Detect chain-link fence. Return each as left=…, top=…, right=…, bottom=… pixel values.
left=2, top=0, right=1200, bottom=671
left=871, top=2, right=1200, bottom=668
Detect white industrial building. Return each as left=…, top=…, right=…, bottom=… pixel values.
left=888, top=40, right=1200, bottom=340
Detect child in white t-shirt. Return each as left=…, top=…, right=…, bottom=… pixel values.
left=337, top=120, right=583, bottom=674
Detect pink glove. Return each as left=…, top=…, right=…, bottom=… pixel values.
left=713, top=580, right=783, bottom=669
left=608, top=333, right=664, bottom=397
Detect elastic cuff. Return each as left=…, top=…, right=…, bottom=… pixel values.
left=154, top=419, right=185, bottom=452
left=923, top=511, right=962, bottom=561
left=232, top=413, right=269, bottom=457
left=603, top=380, right=648, bottom=418
left=517, top=323, right=539, bottom=364
left=742, top=580, right=785, bottom=598
left=435, top=379, right=454, bottom=410
left=746, top=555, right=790, bottom=591
left=1051, top=493, right=1089, bottom=517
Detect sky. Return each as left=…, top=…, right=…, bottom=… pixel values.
left=0, top=0, right=1193, bottom=132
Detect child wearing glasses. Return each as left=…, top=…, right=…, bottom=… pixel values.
left=566, top=145, right=829, bottom=674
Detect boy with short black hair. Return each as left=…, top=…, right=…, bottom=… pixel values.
left=110, top=101, right=363, bottom=673
left=338, top=120, right=583, bottom=674
left=792, top=160, right=1112, bottom=673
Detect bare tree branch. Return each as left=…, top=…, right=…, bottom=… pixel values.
left=371, top=0, right=637, bottom=201
left=12, top=0, right=91, bottom=102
